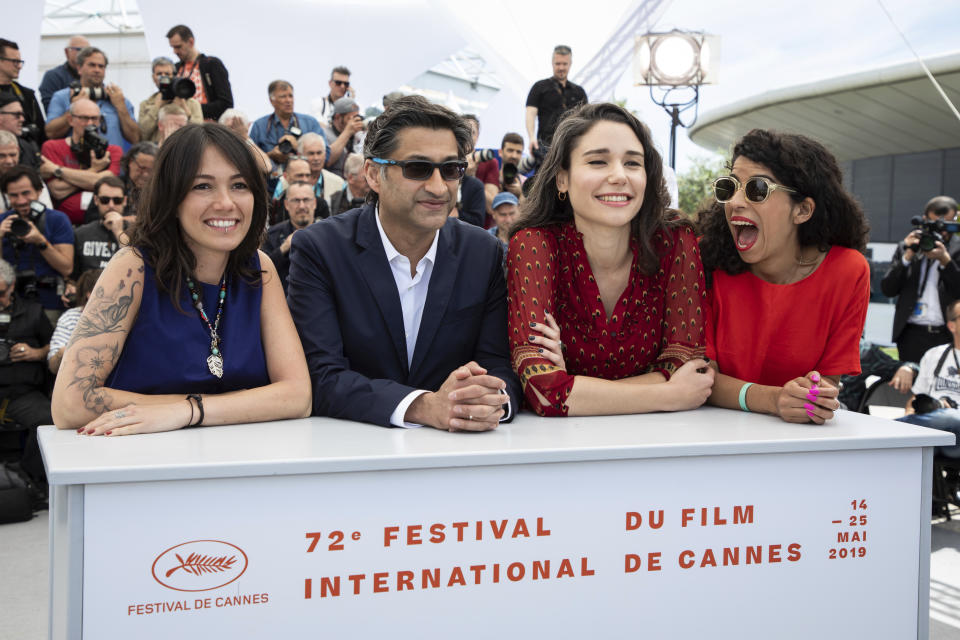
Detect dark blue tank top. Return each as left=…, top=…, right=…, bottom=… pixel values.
left=106, top=253, right=269, bottom=394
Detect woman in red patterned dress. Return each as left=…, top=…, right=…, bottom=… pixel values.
left=507, top=103, right=714, bottom=417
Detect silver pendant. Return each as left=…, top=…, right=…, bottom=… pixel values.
left=207, top=354, right=224, bottom=378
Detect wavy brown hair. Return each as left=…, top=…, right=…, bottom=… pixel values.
left=510, top=102, right=683, bottom=274
left=698, top=129, right=869, bottom=278
left=128, top=123, right=268, bottom=311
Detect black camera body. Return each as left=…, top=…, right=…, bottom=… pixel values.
left=277, top=126, right=303, bottom=156
left=69, top=81, right=104, bottom=101
left=502, top=162, right=518, bottom=184
left=0, top=337, right=14, bottom=364
left=158, top=76, right=196, bottom=102
left=81, top=125, right=109, bottom=160
left=908, top=215, right=960, bottom=252
left=9, top=201, right=45, bottom=240
left=19, top=123, right=40, bottom=142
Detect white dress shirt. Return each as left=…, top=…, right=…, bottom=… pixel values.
left=375, top=209, right=511, bottom=428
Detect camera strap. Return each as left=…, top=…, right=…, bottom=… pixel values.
left=932, top=343, right=957, bottom=380
left=917, top=257, right=936, bottom=296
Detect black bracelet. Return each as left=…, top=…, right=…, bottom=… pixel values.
left=186, top=393, right=204, bottom=426
left=184, top=397, right=195, bottom=428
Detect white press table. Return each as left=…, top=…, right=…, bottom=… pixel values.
left=38, top=408, right=955, bottom=639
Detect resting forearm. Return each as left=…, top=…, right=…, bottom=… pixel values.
left=564, top=375, right=677, bottom=416
left=45, top=114, right=70, bottom=139
left=708, top=372, right=778, bottom=414
left=61, top=166, right=111, bottom=192
left=118, top=111, right=140, bottom=143
left=55, top=379, right=310, bottom=430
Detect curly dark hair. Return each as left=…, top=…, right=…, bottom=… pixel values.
left=128, top=123, right=268, bottom=312
left=698, top=129, right=869, bottom=277
left=510, top=102, right=682, bottom=275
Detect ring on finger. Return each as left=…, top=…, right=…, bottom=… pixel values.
left=115, top=409, right=127, bottom=419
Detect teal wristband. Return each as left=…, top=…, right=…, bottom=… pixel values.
left=738, top=383, right=753, bottom=412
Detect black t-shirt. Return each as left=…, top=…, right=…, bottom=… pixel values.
left=0, top=83, right=46, bottom=144
left=525, top=78, right=588, bottom=145
left=73, top=221, right=120, bottom=278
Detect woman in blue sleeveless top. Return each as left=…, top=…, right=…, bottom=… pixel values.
left=52, top=123, right=311, bottom=435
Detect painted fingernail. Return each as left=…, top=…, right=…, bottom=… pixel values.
left=804, top=402, right=816, bottom=412
left=76, top=428, right=83, bottom=433
left=537, top=348, right=543, bottom=353
left=806, top=393, right=817, bottom=403
left=105, top=430, right=112, bottom=436
left=810, top=372, right=821, bottom=383
left=528, top=335, right=536, bottom=342
left=529, top=321, right=537, bottom=328
left=806, top=409, right=816, bottom=420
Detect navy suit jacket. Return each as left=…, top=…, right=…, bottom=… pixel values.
left=286, top=204, right=522, bottom=426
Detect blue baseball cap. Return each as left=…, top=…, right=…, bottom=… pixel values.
left=492, top=192, right=519, bottom=210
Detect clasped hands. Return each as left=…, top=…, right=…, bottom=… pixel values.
left=777, top=371, right=840, bottom=424
left=408, top=361, right=506, bottom=432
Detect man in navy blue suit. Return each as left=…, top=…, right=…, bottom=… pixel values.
left=287, top=96, right=521, bottom=431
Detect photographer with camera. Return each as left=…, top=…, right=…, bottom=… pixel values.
left=322, top=97, right=364, bottom=179
left=0, top=257, right=55, bottom=489
left=882, top=196, right=960, bottom=363
left=39, top=98, right=122, bottom=225
left=45, top=46, right=139, bottom=150
left=0, top=167, right=74, bottom=319
left=73, top=176, right=128, bottom=278
left=137, top=56, right=203, bottom=143
left=250, top=80, right=327, bottom=167
left=0, top=94, right=43, bottom=170
left=895, top=299, right=960, bottom=461
left=167, top=25, right=233, bottom=122
left=0, top=39, right=45, bottom=147
left=479, top=132, right=525, bottom=218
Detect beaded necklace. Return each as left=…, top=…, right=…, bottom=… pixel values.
left=186, top=276, right=226, bottom=378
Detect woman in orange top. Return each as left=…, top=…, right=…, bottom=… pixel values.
left=698, top=129, right=870, bottom=423
left=507, top=103, right=713, bottom=417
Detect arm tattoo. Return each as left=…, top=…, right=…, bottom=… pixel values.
left=67, top=343, right=120, bottom=415
left=66, top=279, right=139, bottom=349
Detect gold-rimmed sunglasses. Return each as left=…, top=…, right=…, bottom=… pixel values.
left=713, top=175, right=796, bottom=204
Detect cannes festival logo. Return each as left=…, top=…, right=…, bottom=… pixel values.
left=152, top=540, right=248, bottom=592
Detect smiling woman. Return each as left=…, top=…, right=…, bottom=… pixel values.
left=507, top=102, right=714, bottom=417
left=51, top=123, right=312, bottom=435
left=697, top=129, right=871, bottom=424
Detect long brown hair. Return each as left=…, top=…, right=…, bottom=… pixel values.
left=511, top=102, right=682, bottom=274
left=129, top=123, right=267, bottom=310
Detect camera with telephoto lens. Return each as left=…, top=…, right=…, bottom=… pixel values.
left=81, top=125, right=108, bottom=160
left=277, top=126, right=303, bottom=156
left=908, top=214, right=960, bottom=252
left=9, top=201, right=44, bottom=240
left=69, top=81, right=104, bottom=101
left=157, top=75, right=196, bottom=102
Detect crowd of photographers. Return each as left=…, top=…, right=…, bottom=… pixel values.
left=6, top=25, right=952, bottom=504
left=0, top=29, right=583, bottom=498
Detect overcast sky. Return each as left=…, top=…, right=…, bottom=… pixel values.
left=468, top=0, right=960, bottom=173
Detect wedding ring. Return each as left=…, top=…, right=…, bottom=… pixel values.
left=115, top=410, right=127, bottom=419
left=20, top=347, right=25, bottom=352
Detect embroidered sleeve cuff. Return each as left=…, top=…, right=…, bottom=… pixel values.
left=391, top=389, right=429, bottom=428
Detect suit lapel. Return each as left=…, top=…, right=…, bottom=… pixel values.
left=411, top=222, right=459, bottom=375
left=355, top=206, right=409, bottom=374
